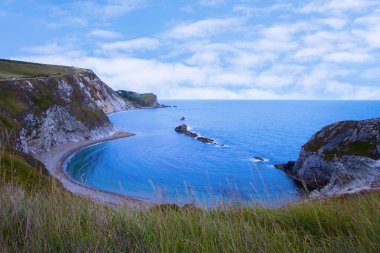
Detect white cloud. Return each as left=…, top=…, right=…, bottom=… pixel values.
left=46, top=0, right=147, bottom=28
left=325, top=81, right=355, bottom=96
left=22, top=43, right=64, bottom=55
left=323, top=52, right=374, bottom=63
left=300, top=0, right=377, bottom=14
left=318, top=18, right=347, bottom=29
left=362, top=67, right=380, bottom=79
left=348, top=86, right=380, bottom=100
left=326, top=81, right=380, bottom=100
left=88, top=29, right=122, bottom=39
left=21, top=43, right=85, bottom=57
left=294, top=47, right=330, bottom=61
left=100, top=37, right=160, bottom=52
left=199, top=0, right=225, bottom=6
left=166, top=17, right=244, bottom=39
left=233, top=3, right=293, bottom=15
left=10, top=0, right=380, bottom=100
left=353, top=14, right=380, bottom=49
left=102, top=0, right=147, bottom=18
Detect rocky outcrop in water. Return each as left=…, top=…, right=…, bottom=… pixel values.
left=277, top=118, right=380, bottom=196
left=0, top=60, right=135, bottom=154
left=175, top=124, right=215, bottom=144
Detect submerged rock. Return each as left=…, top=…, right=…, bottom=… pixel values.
left=180, top=116, right=186, bottom=121
left=281, top=118, right=380, bottom=196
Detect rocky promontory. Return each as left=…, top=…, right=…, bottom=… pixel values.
left=175, top=124, right=215, bottom=144
left=277, top=118, right=380, bottom=196
left=116, top=90, right=169, bottom=108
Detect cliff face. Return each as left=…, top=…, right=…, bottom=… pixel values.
left=0, top=61, right=134, bottom=154
left=291, top=118, right=380, bottom=196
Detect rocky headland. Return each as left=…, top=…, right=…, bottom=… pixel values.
left=116, top=90, right=169, bottom=108
left=276, top=118, right=380, bottom=197
left=0, top=59, right=166, bottom=154
left=175, top=124, right=215, bottom=144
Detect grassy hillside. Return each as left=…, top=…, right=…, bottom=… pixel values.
left=1, top=149, right=379, bottom=252
left=0, top=59, right=76, bottom=80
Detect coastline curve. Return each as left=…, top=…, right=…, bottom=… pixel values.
left=35, top=131, right=154, bottom=209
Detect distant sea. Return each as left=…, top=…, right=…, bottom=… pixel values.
left=65, top=100, right=380, bottom=207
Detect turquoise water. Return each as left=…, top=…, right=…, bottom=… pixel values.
left=65, top=100, right=380, bottom=206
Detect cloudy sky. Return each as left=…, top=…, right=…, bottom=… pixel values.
left=1, top=0, right=380, bottom=99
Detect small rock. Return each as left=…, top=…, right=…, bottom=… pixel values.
left=253, top=156, right=265, bottom=162
left=175, top=124, right=188, bottom=134
left=175, top=124, right=214, bottom=144
left=196, top=136, right=214, bottom=144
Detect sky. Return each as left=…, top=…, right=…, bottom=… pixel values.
left=1, top=0, right=380, bottom=100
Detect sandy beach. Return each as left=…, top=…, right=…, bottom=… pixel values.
left=35, top=131, right=153, bottom=209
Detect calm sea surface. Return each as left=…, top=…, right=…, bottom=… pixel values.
left=65, top=100, right=380, bottom=206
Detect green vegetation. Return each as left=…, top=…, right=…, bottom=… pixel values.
left=346, top=140, right=377, bottom=159
left=117, top=90, right=157, bottom=107
left=0, top=92, right=26, bottom=114
left=1, top=149, right=380, bottom=252
left=323, top=149, right=336, bottom=161
left=31, top=93, right=54, bottom=110
left=0, top=113, right=18, bottom=130
left=0, top=149, right=51, bottom=191
left=323, top=140, right=377, bottom=161
left=0, top=59, right=75, bottom=80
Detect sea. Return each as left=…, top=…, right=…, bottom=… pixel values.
left=65, top=100, right=380, bottom=207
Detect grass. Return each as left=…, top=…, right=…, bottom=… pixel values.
left=0, top=113, right=18, bottom=130
left=0, top=149, right=51, bottom=192
left=1, top=148, right=380, bottom=252
left=0, top=59, right=75, bottom=80
left=0, top=92, right=26, bottom=114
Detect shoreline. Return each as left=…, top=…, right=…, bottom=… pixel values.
left=35, top=131, right=154, bottom=209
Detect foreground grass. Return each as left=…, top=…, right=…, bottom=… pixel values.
left=1, top=151, right=380, bottom=252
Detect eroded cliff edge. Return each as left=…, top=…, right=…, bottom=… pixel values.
left=277, top=118, right=380, bottom=197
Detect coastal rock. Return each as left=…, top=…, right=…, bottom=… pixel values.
left=175, top=124, right=198, bottom=138
left=253, top=156, right=265, bottom=162
left=175, top=124, right=215, bottom=144
left=0, top=60, right=134, bottom=154
left=196, top=136, right=214, bottom=144
left=286, top=118, right=380, bottom=195
left=274, top=161, right=295, bottom=171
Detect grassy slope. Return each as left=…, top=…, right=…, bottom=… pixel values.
left=0, top=59, right=75, bottom=80
left=1, top=150, right=379, bottom=252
